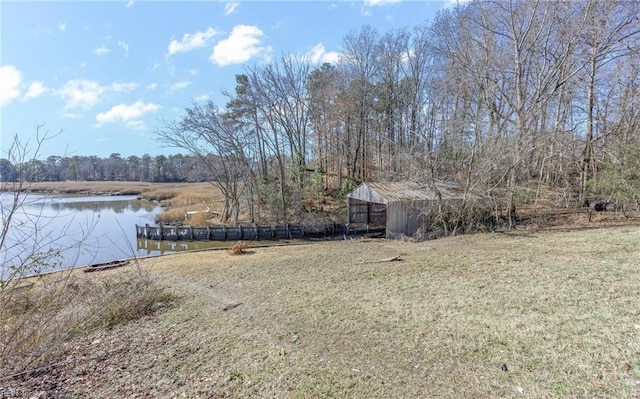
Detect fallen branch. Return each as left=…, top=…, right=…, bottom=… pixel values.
left=84, top=260, right=129, bottom=273
left=222, top=302, right=243, bottom=311
left=361, top=255, right=403, bottom=264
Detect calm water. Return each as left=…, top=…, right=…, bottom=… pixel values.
left=0, top=193, right=225, bottom=277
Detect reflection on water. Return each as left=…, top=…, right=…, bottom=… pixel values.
left=0, top=193, right=233, bottom=275
left=2, top=192, right=322, bottom=280
left=136, top=239, right=231, bottom=255
left=1, top=193, right=160, bottom=275
left=49, top=197, right=157, bottom=214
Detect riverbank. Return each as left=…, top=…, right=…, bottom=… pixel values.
left=8, top=181, right=223, bottom=225
left=5, top=225, right=640, bottom=397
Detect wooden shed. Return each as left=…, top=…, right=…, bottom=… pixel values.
left=346, top=181, right=465, bottom=238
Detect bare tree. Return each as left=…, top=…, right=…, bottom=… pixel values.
left=156, top=102, right=253, bottom=225
left=576, top=0, right=640, bottom=203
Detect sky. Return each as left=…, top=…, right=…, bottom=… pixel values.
left=1, top=0, right=458, bottom=159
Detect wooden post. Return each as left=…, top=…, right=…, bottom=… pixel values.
left=223, top=225, right=226, bottom=241
left=189, top=226, right=193, bottom=240
left=239, top=225, right=243, bottom=240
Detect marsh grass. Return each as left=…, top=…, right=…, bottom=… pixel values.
left=24, top=181, right=153, bottom=195
left=147, top=185, right=222, bottom=225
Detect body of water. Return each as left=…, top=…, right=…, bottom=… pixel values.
left=0, top=192, right=223, bottom=277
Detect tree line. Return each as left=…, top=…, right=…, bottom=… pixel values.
left=157, top=0, right=640, bottom=227
left=0, top=152, right=212, bottom=183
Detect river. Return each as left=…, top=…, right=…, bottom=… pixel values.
left=0, top=192, right=225, bottom=277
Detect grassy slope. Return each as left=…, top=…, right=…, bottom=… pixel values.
left=15, top=225, right=639, bottom=398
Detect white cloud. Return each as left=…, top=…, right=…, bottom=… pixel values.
left=125, top=120, right=145, bottom=130
left=58, top=23, right=66, bottom=31
left=146, top=83, right=158, bottom=90
left=361, top=0, right=401, bottom=15
left=126, top=0, right=135, bottom=8
left=118, top=40, right=129, bottom=57
left=210, top=25, right=271, bottom=66
left=95, top=101, right=160, bottom=128
left=224, top=1, right=239, bottom=15
left=94, top=45, right=110, bottom=55
left=60, top=112, right=81, bottom=119
left=443, top=0, right=470, bottom=9
left=80, top=61, right=88, bottom=68
left=364, top=0, right=401, bottom=5
left=304, top=43, right=341, bottom=65
left=24, top=81, right=46, bottom=100
left=167, top=27, right=218, bottom=56
left=189, top=68, right=199, bottom=76
left=168, top=81, right=192, bottom=93
left=194, top=94, right=209, bottom=102
left=57, top=80, right=138, bottom=110
left=58, top=80, right=106, bottom=110
left=0, top=65, right=21, bottom=106
left=111, top=82, right=138, bottom=92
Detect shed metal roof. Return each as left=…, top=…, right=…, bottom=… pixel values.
left=347, top=181, right=465, bottom=204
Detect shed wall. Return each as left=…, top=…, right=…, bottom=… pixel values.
left=386, top=200, right=429, bottom=238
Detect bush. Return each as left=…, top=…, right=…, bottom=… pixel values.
left=228, top=240, right=251, bottom=255
left=0, top=265, right=175, bottom=373
left=588, top=144, right=640, bottom=215
left=413, top=199, right=496, bottom=242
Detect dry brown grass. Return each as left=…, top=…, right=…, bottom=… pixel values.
left=146, top=184, right=223, bottom=225
left=164, top=191, right=214, bottom=207
left=11, top=225, right=640, bottom=398
left=154, top=207, right=189, bottom=224
left=0, top=265, right=174, bottom=374
left=25, top=181, right=155, bottom=195
left=227, top=240, right=251, bottom=255
left=187, top=211, right=214, bottom=226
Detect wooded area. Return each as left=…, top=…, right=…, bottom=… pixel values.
left=4, top=0, right=640, bottom=232
left=0, top=153, right=208, bottom=183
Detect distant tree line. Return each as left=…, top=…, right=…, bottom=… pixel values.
left=0, top=153, right=212, bottom=183
left=156, top=0, right=640, bottom=227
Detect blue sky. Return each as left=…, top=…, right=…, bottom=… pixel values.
left=1, top=0, right=455, bottom=158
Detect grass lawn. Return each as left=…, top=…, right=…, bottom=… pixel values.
left=9, top=225, right=640, bottom=398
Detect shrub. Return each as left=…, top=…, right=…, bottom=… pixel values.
left=0, top=266, right=175, bottom=373
left=228, top=241, right=250, bottom=255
